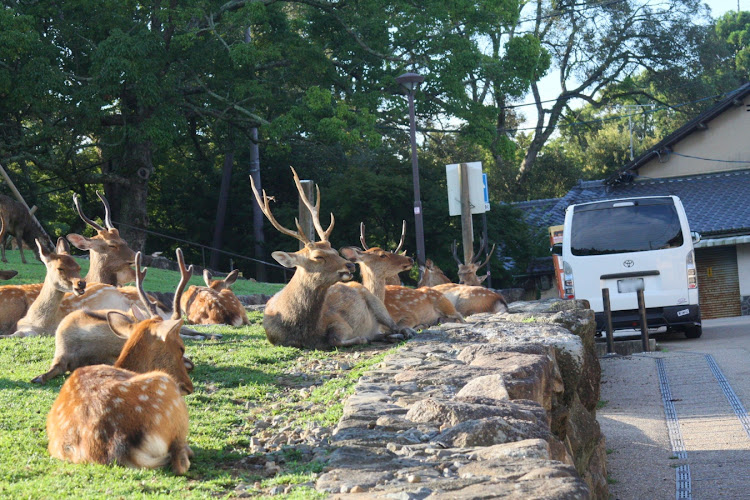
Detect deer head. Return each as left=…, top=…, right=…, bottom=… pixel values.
left=452, top=238, right=496, bottom=286
left=106, top=250, right=193, bottom=394
left=203, top=269, right=240, bottom=291
left=418, top=259, right=452, bottom=287
left=40, top=238, right=87, bottom=296
left=67, top=191, right=136, bottom=285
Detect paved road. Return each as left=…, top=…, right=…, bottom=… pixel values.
left=598, top=316, right=750, bottom=500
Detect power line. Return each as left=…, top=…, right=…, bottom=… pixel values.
left=669, top=152, right=750, bottom=164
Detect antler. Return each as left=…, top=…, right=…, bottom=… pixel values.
left=476, top=243, right=496, bottom=271
left=134, top=252, right=160, bottom=318
left=290, top=167, right=334, bottom=242
left=451, top=240, right=462, bottom=266
left=96, top=191, right=115, bottom=230
left=73, top=193, right=105, bottom=232
left=471, top=237, right=488, bottom=264
left=359, top=222, right=369, bottom=250
left=394, top=220, right=407, bottom=255
left=249, top=170, right=312, bottom=245
left=172, top=248, right=195, bottom=320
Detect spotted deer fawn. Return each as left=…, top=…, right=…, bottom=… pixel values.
left=2, top=238, right=87, bottom=337
left=343, top=223, right=464, bottom=330
left=250, top=167, right=413, bottom=349
left=452, top=237, right=496, bottom=286
left=0, top=193, right=55, bottom=263
left=46, top=251, right=194, bottom=474
left=33, top=249, right=194, bottom=384
left=180, top=268, right=249, bottom=326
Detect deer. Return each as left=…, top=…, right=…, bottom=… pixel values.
left=359, top=221, right=408, bottom=286
left=46, top=253, right=194, bottom=474
left=2, top=238, right=87, bottom=337
left=0, top=214, right=18, bottom=280
left=452, top=237, right=496, bottom=286
left=250, top=167, right=414, bottom=349
left=180, top=268, right=249, bottom=326
left=32, top=249, right=195, bottom=384
left=342, top=224, right=464, bottom=331
left=0, top=194, right=55, bottom=263
left=417, top=259, right=452, bottom=287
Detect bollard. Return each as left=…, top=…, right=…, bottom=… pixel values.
left=602, top=288, right=615, bottom=354
left=637, top=288, right=650, bottom=352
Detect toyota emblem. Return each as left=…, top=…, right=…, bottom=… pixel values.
left=623, top=260, right=634, bottom=268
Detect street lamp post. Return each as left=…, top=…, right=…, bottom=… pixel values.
left=396, top=71, right=426, bottom=270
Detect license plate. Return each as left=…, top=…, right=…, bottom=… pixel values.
left=617, top=278, right=644, bottom=293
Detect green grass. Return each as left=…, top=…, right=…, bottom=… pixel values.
left=0, top=249, right=397, bottom=498
left=0, top=249, right=284, bottom=296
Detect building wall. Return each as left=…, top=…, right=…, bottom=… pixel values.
left=638, top=98, right=750, bottom=179
left=738, top=243, right=750, bottom=315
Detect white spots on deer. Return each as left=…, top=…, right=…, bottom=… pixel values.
left=134, top=405, right=143, bottom=413
left=138, top=393, right=149, bottom=402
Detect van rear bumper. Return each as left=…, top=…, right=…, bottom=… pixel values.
left=594, top=304, right=701, bottom=332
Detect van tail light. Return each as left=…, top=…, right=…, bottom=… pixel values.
left=563, top=260, right=575, bottom=299
left=687, top=250, right=698, bottom=289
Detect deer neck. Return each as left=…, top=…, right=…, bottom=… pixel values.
left=265, top=270, right=331, bottom=342
left=86, top=254, right=117, bottom=286
left=359, top=265, right=386, bottom=301
left=19, top=275, right=67, bottom=333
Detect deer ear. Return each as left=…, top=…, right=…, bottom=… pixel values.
left=55, top=237, right=70, bottom=255
left=202, top=269, right=213, bottom=287
left=338, top=246, right=362, bottom=262
left=36, top=239, right=51, bottom=263
left=130, top=305, right=149, bottom=322
left=153, top=318, right=183, bottom=342
left=271, top=251, right=297, bottom=268
left=478, top=274, right=489, bottom=284
left=107, top=311, right=135, bottom=339
left=65, top=233, right=94, bottom=250
left=224, top=269, right=240, bottom=286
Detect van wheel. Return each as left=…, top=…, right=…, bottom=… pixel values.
left=684, top=325, right=702, bottom=339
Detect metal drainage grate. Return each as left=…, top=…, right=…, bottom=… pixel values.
left=656, top=357, right=692, bottom=499
left=704, top=354, right=750, bottom=439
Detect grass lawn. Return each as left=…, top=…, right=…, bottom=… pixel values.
left=0, top=249, right=397, bottom=498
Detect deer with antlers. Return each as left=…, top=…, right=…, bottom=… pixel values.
left=342, top=223, right=464, bottom=330
left=250, top=167, right=414, bottom=349
left=32, top=249, right=195, bottom=384
left=3, top=238, right=87, bottom=337
left=46, top=251, right=193, bottom=474
left=180, top=269, right=249, bottom=326
left=417, top=259, right=452, bottom=287
left=359, top=221, right=409, bottom=286
left=452, top=237, right=496, bottom=286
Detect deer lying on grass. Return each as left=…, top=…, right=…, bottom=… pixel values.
left=2, top=238, right=87, bottom=337
left=360, top=221, right=408, bottom=286
left=46, top=256, right=194, bottom=474
left=32, top=249, right=195, bottom=384
left=0, top=194, right=55, bottom=263
left=250, top=167, right=413, bottom=349
left=452, top=237, right=496, bottom=286
left=417, top=259, right=452, bottom=287
left=342, top=223, right=464, bottom=330
left=180, top=268, right=249, bottom=326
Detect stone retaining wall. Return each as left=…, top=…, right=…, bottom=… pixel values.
left=315, top=299, right=607, bottom=499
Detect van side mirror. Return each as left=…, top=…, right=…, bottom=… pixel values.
left=550, top=243, right=562, bottom=256
left=691, top=231, right=701, bottom=244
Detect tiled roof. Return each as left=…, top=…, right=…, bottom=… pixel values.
left=516, top=169, right=750, bottom=237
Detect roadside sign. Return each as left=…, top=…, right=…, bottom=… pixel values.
left=446, top=162, right=486, bottom=215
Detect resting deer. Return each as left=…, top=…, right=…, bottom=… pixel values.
left=46, top=256, right=194, bottom=474
left=432, top=282, right=508, bottom=316
left=417, top=259, right=452, bottom=287
left=0, top=194, right=55, bottom=263
left=452, top=237, right=496, bottom=286
left=343, top=223, right=464, bottom=330
left=250, top=167, right=413, bottom=349
left=359, top=221, right=408, bottom=286
left=0, top=192, right=139, bottom=335
left=180, top=269, right=249, bottom=326
left=3, top=238, right=87, bottom=337
left=32, top=249, right=195, bottom=384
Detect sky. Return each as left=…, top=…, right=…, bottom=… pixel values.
left=518, top=0, right=746, bottom=129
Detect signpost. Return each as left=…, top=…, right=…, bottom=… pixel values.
left=446, top=162, right=491, bottom=275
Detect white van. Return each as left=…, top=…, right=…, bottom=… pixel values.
left=561, top=195, right=702, bottom=338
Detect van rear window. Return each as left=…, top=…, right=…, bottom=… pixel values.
left=571, top=201, right=684, bottom=256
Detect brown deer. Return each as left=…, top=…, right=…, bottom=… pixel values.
left=417, top=259, right=452, bottom=287
left=32, top=249, right=195, bottom=384
left=432, top=282, right=508, bottom=316
left=180, top=268, right=249, bottom=326
left=343, top=223, right=464, bottom=330
left=66, top=191, right=137, bottom=285
left=359, top=221, right=408, bottom=286
left=45, top=252, right=193, bottom=474
left=250, top=167, right=413, bottom=349
left=0, top=215, right=18, bottom=280
left=2, top=238, right=87, bottom=337
left=452, top=237, right=496, bottom=286
left=0, top=194, right=55, bottom=263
